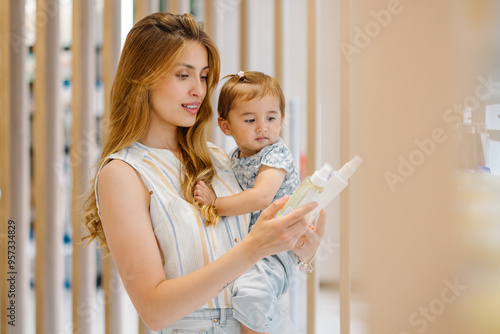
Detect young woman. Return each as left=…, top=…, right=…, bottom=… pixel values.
left=82, top=13, right=326, bottom=333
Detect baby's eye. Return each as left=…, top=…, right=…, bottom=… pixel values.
left=244, top=119, right=255, bottom=123
left=267, top=117, right=277, bottom=121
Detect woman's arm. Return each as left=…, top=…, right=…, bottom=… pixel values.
left=195, top=165, right=286, bottom=216
left=98, top=160, right=315, bottom=331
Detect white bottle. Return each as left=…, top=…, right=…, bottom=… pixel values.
left=278, top=156, right=363, bottom=223
left=309, top=155, right=363, bottom=222
left=278, top=163, right=333, bottom=218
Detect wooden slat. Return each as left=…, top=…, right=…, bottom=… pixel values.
left=0, top=1, right=12, bottom=333
left=274, top=0, right=284, bottom=86
left=339, top=1, right=352, bottom=333
left=204, top=0, right=214, bottom=38
left=306, top=0, right=319, bottom=333
left=240, top=0, right=248, bottom=71
left=168, top=0, right=190, bottom=14
left=102, top=1, right=123, bottom=333
left=7, top=1, right=31, bottom=333
left=133, top=5, right=156, bottom=333
left=34, top=1, right=64, bottom=333
left=102, top=0, right=121, bottom=143
left=136, top=0, right=158, bottom=20
left=72, top=1, right=97, bottom=333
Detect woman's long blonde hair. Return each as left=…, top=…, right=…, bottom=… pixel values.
left=82, top=13, right=221, bottom=256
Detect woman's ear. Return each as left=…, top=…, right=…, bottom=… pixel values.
left=218, top=117, right=232, bottom=136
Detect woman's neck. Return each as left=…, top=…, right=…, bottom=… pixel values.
left=139, top=128, right=181, bottom=158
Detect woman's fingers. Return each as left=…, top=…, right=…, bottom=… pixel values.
left=292, top=209, right=327, bottom=260
left=258, top=195, right=289, bottom=219
left=313, top=209, right=326, bottom=237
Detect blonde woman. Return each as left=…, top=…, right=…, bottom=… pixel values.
left=83, top=13, right=326, bottom=333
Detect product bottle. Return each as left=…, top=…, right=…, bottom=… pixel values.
left=278, top=155, right=363, bottom=223
left=278, top=163, right=333, bottom=218
left=308, top=155, right=363, bottom=221
left=458, top=107, right=489, bottom=172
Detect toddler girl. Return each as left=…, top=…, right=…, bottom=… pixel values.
left=195, top=71, right=304, bottom=334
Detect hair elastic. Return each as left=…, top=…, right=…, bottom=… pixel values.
left=237, top=71, right=245, bottom=78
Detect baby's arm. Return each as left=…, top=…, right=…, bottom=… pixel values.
left=195, top=165, right=286, bottom=217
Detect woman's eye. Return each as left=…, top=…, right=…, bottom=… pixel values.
left=200, top=75, right=208, bottom=81
left=177, top=74, right=189, bottom=79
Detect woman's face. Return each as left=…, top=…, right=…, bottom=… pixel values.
left=150, top=42, right=209, bottom=132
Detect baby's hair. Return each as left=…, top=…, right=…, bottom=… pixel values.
left=217, top=71, right=285, bottom=120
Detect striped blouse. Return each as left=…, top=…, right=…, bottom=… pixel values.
left=95, top=141, right=250, bottom=309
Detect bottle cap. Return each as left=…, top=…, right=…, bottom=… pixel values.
left=339, top=155, right=363, bottom=180
left=311, top=163, right=333, bottom=186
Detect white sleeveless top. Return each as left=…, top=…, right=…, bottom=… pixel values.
left=95, top=142, right=250, bottom=308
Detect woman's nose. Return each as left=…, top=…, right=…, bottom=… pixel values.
left=190, top=78, right=205, bottom=97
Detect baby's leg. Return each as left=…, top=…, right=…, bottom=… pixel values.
left=232, top=254, right=292, bottom=333
left=241, top=323, right=269, bottom=334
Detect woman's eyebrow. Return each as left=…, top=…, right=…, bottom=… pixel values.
left=177, top=63, right=210, bottom=71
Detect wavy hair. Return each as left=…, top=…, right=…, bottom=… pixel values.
left=82, top=13, right=221, bottom=256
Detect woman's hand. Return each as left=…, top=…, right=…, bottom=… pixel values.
left=293, top=209, right=327, bottom=261
left=243, top=196, right=318, bottom=262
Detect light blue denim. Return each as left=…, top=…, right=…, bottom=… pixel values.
left=160, top=308, right=240, bottom=333
left=232, top=251, right=298, bottom=333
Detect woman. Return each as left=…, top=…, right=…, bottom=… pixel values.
left=83, top=12, right=325, bottom=332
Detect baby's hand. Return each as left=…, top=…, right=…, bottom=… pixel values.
left=194, top=180, right=216, bottom=206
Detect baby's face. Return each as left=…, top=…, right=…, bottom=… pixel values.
left=221, top=95, right=283, bottom=158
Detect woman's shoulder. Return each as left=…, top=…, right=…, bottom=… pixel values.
left=97, top=144, right=150, bottom=190
left=99, top=159, right=142, bottom=186
left=96, top=159, right=148, bottom=210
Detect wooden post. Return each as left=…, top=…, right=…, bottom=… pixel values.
left=72, top=1, right=97, bottom=333
left=240, top=0, right=248, bottom=71
left=136, top=0, right=158, bottom=20
left=34, top=0, right=64, bottom=333
left=102, top=1, right=122, bottom=333
left=168, top=0, right=190, bottom=14
left=339, top=0, right=352, bottom=333
left=274, top=0, right=284, bottom=86
left=307, top=0, right=319, bottom=333
left=0, top=1, right=12, bottom=332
